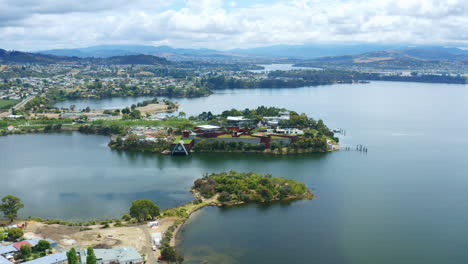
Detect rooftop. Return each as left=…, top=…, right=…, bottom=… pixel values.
left=79, top=247, right=142, bottom=264
left=13, top=241, right=32, bottom=250
left=22, top=252, right=67, bottom=264
left=195, top=125, right=221, bottom=130
left=0, top=245, right=17, bottom=255
left=0, top=256, right=11, bottom=264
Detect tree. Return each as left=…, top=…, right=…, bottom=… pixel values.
left=35, top=240, right=51, bottom=252
left=67, top=248, right=78, bottom=264
left=20, top=244, right=32, bottom=258
left=7, top=228, right=23, bottom=240
left=161, top=246, right=184, bottom=263
left=0, top=195, right=24, bottom=222
left=129, top=199, right=160, bottom=222
left=86, top=248, right=97, bottom=264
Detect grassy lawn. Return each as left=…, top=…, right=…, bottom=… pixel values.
left=0, top=99, right=18, bottom=110
left=173, top=136, right=193, bottom=144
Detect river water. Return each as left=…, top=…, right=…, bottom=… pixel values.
left=3, top=81, right=468, bottom=263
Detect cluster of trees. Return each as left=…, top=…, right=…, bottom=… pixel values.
left=193, top=171, right=311, bottom=203
left=109, top=134, right=170, bottom=153
left=43, top=124, right=62, bottom=132
left=121, top=107, right=142, bottom=119
left=199, top=76, right=323, bottom=90
left=194, top=140, right=267, bottom=152
left=78, top=124, right=127, bottom=136
left=72, top=80, right=210, bottom=99
left=288, top=137, right=329, bottom=152
left=220, top=106, right=285, bottom=119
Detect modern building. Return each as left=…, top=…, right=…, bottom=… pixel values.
left=227, top=116, right=253, bottom=127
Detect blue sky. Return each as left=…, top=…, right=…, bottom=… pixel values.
left=0, top=0, right=466, bottom=51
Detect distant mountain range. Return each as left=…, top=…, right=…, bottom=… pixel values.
left=2, top=44, right=467, bottom=67
left=37, top=44, right=412, bottom=59
left=293, top=47, right=468, bottom=68
left=35, top=44, right=468, bottom=61
left=37, top=45, right=240, bottom=59
left=0, top=48, right=170, bottom=65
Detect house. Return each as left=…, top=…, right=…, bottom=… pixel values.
left=22, top=251, right=67, bottom=264
left=226, top=116, right=253, bottom=127
left=25, top=238, right=57, bottom=248
left=13, top=241, right=32, bottom=250
left=79, top=247, right=143, bottom=264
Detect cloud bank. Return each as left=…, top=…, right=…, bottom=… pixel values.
left=0, top=0, right=466, bottom=50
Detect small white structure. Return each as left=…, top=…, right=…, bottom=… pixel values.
left=147, top=221, right=159, bottom=228
left=151, top=232, right=162, bottom=248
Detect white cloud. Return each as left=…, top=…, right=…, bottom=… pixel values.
left=0, top=0, right=466, bottom=50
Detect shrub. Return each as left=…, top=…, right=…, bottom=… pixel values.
left=7, top=227, right=23, bottom=240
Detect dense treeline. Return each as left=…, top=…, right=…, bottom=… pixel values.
left=194, top=140, right=267, bottom=152
left=220, top=106, right=286, bottom=118
left=199, top=76, right=328, bottom=89
left=269, top=69, right=467, bottom=84
left=193, top=171, right=312, bottom=203
left=78, top=124, right=127, bottom=135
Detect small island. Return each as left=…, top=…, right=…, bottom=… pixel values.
left=193, top=171, right=313, bottom=205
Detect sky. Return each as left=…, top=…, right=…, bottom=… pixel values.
left=0, top=0, right=467, bottom=51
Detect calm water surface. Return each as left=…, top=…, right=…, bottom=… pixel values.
left=2, top=81, right=468, bottom=263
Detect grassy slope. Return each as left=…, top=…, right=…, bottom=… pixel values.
left=0, top=99, right=18, bottom=110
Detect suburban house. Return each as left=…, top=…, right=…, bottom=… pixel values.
left=22, top=252, right=67, bottom=264
left=79, top=247, right=143, bottom=264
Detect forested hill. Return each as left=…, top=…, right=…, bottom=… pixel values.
left=94, top=54, right=170, bottom=65
left=0, top=49, right=80, bottom=64
left=294, top=47, right=468, bottom=70
left=0, top=49, right=171, bottom=65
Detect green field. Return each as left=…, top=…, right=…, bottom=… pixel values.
left=0, top=99, right=18, bottom=110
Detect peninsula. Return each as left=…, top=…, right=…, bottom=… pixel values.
left=0, top=171, right=313, bottom=264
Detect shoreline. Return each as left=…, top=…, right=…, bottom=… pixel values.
left=5, top=189, right=313, bottom=262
